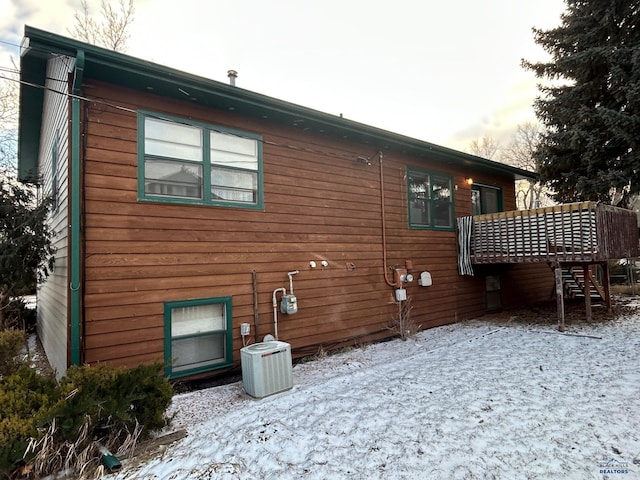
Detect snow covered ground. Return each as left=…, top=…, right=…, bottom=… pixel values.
left=112, top=305, right=640, bottom=480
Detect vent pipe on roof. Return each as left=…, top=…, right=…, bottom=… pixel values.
left=227, top=70, right=238, bottom=86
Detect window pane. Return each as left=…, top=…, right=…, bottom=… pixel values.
left=171, top=303, right=225, bottom=337
left=145, top=159, right=203, bottom=199
left=408, top=171, right=431, bottom=226
left=434, top=202, right=453, bottom=227
left=145, top=117, right=202, bottom=162
left=211, top=166, right=257, bottom=203
left=410, top=198, right=430, bottom=226
left=432, top=176, right=452, bottom=202
left=211, top=132, right=258, bottom=170
left=482, top=187, right=500, bottom=214
left=172, top=333, right=226, bottom=372
left=432, top=175, right=453, bottom=227
left=472, top=189, right=482, bottom=216
left=409, top=172, right=429, bottom=199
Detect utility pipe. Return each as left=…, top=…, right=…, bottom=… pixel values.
left=272, top=287, right=286, bottom=340
left=378, top=151, right=396, bottom=287
left=287, top=270, right=299, bottom=294
left=252, top=270, right=259, bottom=339
left=70, top=49, right=85, bottom=365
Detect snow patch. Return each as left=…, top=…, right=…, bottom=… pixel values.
left=113, top=318, right=640, bottom=479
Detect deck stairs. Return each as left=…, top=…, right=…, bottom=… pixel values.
left=562, top=267, right=605, bottom=301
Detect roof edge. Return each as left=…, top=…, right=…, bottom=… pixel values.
left=20, top=26, right=536, bottom=181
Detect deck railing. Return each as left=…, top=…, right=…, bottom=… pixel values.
left=462, top=202, right=638, bottom=265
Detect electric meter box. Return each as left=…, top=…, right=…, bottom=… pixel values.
left=280, top=294, right=298, bottom=314
left=418, top=271, right=433, bottom=287
left=395, top=288, right=407, bottom=301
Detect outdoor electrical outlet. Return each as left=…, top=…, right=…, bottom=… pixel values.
left=240, top=323, right=250, bottom=336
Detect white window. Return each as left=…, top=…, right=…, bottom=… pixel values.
left=164, top=297, right=233, bottom=377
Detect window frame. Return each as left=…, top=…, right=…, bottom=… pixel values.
left=407, top=167, right=455, bottom=231
left=471, top=183, right=503, bottom=215
left=163, top=296, right=233, bottom=378
left=137, top=111, right=264, bottom=210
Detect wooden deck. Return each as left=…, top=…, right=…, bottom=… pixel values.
left=464, top=202, right=639, bottom=265
left=457, top=202, right=638, bottom=329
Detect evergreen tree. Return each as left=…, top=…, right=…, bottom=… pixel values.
left=0, top=179, right=54, bottom=329
left=523, top=0, right=640, bottom=207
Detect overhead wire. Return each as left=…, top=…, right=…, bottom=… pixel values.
left=2, top=70, right=369, bottom=163
left=1, top=36, right=392, bottom=169
left=1, top=36, right=374, bottom=162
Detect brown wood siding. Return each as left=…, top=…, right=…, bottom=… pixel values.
left=502, top=263, right=555, bottom=308
left=79, top=78, right=540, bottom=375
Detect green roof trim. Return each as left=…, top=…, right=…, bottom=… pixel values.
left=18, top=25, right=536, bottom=184
left=18, top=47, right=46, bottom=183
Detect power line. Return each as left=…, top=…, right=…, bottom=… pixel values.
left=0, top=66, right=19, bottom=75
left=1, top=38, right=361, bottom=160
left=1, top=73, right=137, bottom=114
left=0, top=39, right=21, bottom=49
left=1, top=73, right=362, bottom=163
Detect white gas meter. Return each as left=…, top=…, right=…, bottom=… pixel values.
left=280, top=294, right=298, bottom=314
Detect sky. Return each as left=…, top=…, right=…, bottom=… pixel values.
left=1, top=0, right=567, bottom=152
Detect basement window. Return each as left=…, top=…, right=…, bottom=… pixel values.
left=138, top=112, right=263, bottom=209
left=407, top=167, right=454, bottom=230
left=164, top=297, right=233, bottom=378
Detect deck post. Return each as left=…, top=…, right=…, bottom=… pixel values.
left=601, top=262, right=612, bottom=313
left=555, top=265, right=565, bottom=331
left=583, top=264, right=592, bottom=322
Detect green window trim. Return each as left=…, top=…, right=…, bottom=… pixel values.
left=407, top=167, right=455, bottom=230
left=163, top=296, right=233, bottom=378
left=137, top=111, right=264, bottom=210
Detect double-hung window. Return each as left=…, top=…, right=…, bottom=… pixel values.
left=164, top=297, right=233, bottom=378
left=407, top=167, right=454, bottom=229
left=139, top=112, right=263, bottom=209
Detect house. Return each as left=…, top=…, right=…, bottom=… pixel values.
left=19, top=26, right=609, bottom=380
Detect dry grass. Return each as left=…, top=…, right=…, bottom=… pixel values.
left=24, top=416, right=144, bottom=479
left=610, top=284, right=640, bottom=296
left=479, top=295, right=637, bottom=328
left=25, top=416, right=96, bottom=479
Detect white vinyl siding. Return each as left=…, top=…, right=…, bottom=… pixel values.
left=37, top=55, right=73, bottom=379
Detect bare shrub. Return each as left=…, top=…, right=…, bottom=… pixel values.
left=388, top=296, right=421, bottom=340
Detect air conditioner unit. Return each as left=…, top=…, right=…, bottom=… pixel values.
left=240, top=341, right=293, bottom=398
